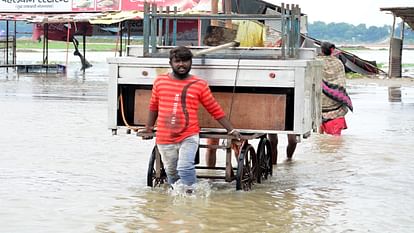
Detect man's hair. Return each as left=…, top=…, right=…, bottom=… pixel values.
left=169, top=46, right=193, bottom=61
left=321, top=41, right=335, bottom=56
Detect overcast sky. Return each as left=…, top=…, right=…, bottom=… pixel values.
left=267, top=0, right=414, bottom=27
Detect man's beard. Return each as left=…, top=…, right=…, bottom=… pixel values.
left=172, top=67, right=191, bottom=80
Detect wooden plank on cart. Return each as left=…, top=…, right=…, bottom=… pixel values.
left=198, top=93, right=286, bottom=130
left=133, top=89, right=286, bottom=131
left=134, top=89, right=152, bottom=125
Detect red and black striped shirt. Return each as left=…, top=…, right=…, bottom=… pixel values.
left=149, top=73, right=225, bottom=144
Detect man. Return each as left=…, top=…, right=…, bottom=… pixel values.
left=319, top=42, right=353, bottom=135
left=140, top=46, right=241, bottom=191
left=267, top=134, right=297, bottom=163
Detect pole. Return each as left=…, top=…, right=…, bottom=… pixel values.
left=6, top=20, right=9, bottom=71
left=224, top=0, right=232, bottom=29
left=211, top=0, right=219, bottom=27
left=13, top=20, right=17, bottom=66
left=66, top=22, right=70, bottom=67
left=388, top=14, right=396, bottom=78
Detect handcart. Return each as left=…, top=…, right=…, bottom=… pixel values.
left=142, top=131, right=273, bottom=191
left=108, top=2, right=322, bottom=191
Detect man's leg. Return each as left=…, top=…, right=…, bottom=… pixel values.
left=286, top=134, right=298, bottom=160
left=267, top=134, right=278, bottom=164
left=177, top=134, right=200, bottom=186
left=205, top=138, right=219, bottom=167
left=157, top=144, right=180, bottom=185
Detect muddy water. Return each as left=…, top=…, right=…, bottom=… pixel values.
left=1, top=52, right=414, bottom=232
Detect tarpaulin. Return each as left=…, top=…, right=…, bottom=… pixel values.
left=0, top=0, right=213, bottom=13
left=235, top=20, right=265, bottom=47
left=32, top=22, right=93, bottom=42
left=89, top=11, right=144, bottom=25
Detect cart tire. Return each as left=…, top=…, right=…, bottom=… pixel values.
left=257, top=138, right=273, bottom=183
left=236, top=143, right=256, bottom=191
left=147, top=146, right=167, bottom=187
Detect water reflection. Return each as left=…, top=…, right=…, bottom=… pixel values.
left=1, top=54, right=414, bottom=232
left=312, top=135, right=346, bottom=154
left=98, top=184, right=335, bottom=232
left=388, top=86, right=402, bottom=102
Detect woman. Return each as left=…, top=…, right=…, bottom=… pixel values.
left=319, top=42, right=353, bottom=136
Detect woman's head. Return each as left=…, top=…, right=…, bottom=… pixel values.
left=321, top=42, right=335, bottom=56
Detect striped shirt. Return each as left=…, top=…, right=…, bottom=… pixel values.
left=149, top=73, right=226, bottom=144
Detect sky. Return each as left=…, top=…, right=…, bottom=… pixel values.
left=267, top=0, right=414, bottom=27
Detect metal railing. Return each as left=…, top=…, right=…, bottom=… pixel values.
left=0, top=35, right=16, bottom=65
left=141, top=2, right=301, bottom=59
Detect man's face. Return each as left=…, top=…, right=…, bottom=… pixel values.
left=170, top=57, right=192, bottom=78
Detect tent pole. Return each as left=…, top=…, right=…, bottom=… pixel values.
left=66, top=22, right=70, bottom=67
left=13, top=20, right=17, bottom=66
left=83, top=33, right=86, bottom=73
left=119, top=21, right=122, bottom=57
left=388, top=14, right=396, bottom=78
left=6, top=20, right=9, bottom=72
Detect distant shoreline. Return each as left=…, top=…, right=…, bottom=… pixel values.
left=11, top=49, right=414, bottom=82
left=347, top=76, right=414, bottom=87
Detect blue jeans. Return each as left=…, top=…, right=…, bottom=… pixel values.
left=157, top=134, right=199, bottom=186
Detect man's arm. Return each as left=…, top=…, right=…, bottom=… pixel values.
left=139, top=110, right=158, bottom=140
left=217, top=117, right=241, bottom=139
left=144, top=110, right=158, bottom=131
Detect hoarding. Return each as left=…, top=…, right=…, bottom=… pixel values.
left=0, top=0, right=211, bottom=12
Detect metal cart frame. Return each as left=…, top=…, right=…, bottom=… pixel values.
left=108, top=2, right=321, bottom=191
left=144, top=131, right=273, bottom=191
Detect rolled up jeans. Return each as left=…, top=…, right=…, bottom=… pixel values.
left=157, top=134, right=199, bottom=186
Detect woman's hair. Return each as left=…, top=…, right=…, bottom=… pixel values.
left=321, top=42, right=335, bottom=56
left=169, top=46, right=193, bottom=61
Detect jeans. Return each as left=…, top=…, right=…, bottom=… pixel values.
left=157, top=134, right=199, bottom=186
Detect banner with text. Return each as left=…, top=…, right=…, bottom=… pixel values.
left=0, top=0, right=212, bottom=12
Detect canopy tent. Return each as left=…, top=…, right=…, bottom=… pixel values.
left=0, top=0, right=216, bottom=25
left=89, top=11, right=144, bottom=25
left=380, top=7, right=414, bottom=77
left=0, top=0, right=212, bottom=13
left=380, top=7, right=414, bottom=30
left=5, top=13, right=103, bottom=24
left=0, top=0, right=385, bottom=76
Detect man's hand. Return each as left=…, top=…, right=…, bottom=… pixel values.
left=137, top=127, right=154, bottom=140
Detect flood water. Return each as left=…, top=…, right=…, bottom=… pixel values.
left=1, top=51, right=414, bottom=232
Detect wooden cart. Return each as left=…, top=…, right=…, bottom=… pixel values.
left=143, top=131, right=273, bottom=191
left=108, top=3, right=322, bottom=190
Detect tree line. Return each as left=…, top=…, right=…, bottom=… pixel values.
left=1, top=21, right=414, bottom=45
left=308, top=21, right=414, bottom=44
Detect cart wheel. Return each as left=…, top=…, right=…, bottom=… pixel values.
left=257, top=137, right=273, bottom=183
left=236, top=143, right=257, bottom=191
left=147, top=146, right=167, bottom=187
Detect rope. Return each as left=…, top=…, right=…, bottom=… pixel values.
left=119, top=91, right=142, bottom=131
left=228, top=56, right=241, bottom=120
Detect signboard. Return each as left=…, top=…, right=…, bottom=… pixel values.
left=0, top=0, right=212, bottom=12
left=1, top=0, right=72, bottom=12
